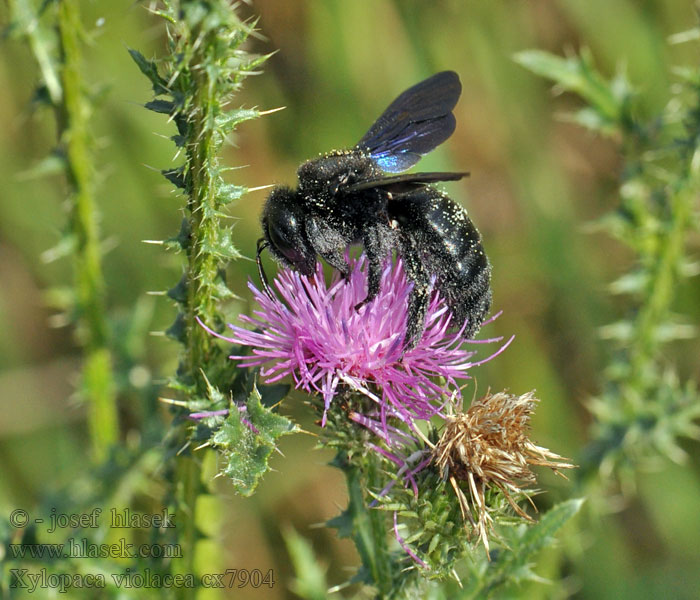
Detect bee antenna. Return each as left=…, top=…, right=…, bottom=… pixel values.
left=256, top=238, right=276, bottom=301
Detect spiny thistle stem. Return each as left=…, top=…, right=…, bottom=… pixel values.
left=174, top=23, right=221, bottom=589
left=170, top=22, right=221, bottom=596
left=181, top=25, right=221, bottom=390
left=626, top=175, right=697, bottom=393
left=5, top=0, right=120, bottom=460
left=132, top=1, right=272, bottom=593
left=57, top=0, right=118, bottom=460
left=517, top=46, right=700, bottom=490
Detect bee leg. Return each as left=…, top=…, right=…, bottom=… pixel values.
left=353, top=253, right=380, bottom=310
left=306, top=216, right=350, bottom=278
left=355, top=226, right=392, bottom=310
left=404, top=284, right=430, bottom=350
left=400, top=237, right=430, bottom=350
left=321, top=249, right=351, bottom=280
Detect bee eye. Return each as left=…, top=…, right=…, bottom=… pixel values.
left=269, top=221, right=306, bottom=266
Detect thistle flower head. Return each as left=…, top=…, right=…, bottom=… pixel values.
left=211, top=255, right=508, bottom=428
left=432, top=391, right=575, bottom=552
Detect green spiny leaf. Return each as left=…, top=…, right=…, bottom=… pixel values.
left=477, top=498, right=584, bottom=595
left=202, top=371, right=228, bottom=406
left=210, top=271, right=236, bottom=302
left=514, top=49, right=625, bottom=129
left=16, top=151, right=66, bottom=180
left=43, top=285, right=76, bottom=312
left=216, top=108, right=260, bottom=135
left=41, top=231, right=77, bottom=263
left=240, top=51, right=276, bottom=74
left=128, top=48, right=168, bottom=96
left=164, top=218, right=192, bottom=252
left=213, top=383, right=298, bottom=496
left=167, top=273, right=188, bottom=305
left=201, top=227, right=241, bottom=260
left=245, top=384, right=299, bottom=444
left=6, top=0, right=62, bottom=103
left=217, top=183, right=247, bottom=205
left=326, top=508, right=354, bottom=539
left=145, top=99, right=175, bottom=114
left=608, top=270, right=648, bottom=295
left=165, top=311, right=187, bottom=343
left=162, top=166, right=187, bottom=190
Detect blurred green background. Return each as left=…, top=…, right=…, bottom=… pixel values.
left=1, top=1, right=700, bottom=598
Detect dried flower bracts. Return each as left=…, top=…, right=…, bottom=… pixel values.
left=432, top=391, right=575, bottom=552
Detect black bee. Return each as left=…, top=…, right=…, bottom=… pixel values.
left=258, top=71, right=491, bottom=347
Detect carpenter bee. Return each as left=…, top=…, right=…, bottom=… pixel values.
left=258, top=71, right=491, bottom=347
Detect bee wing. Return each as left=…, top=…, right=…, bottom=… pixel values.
left=341, top=171, right=468, bottom=195
left=356, top=71, right=462, bottom=173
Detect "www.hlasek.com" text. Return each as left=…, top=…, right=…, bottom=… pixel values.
left=8, top=537, right=182, bottom=560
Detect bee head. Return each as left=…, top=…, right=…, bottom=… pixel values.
left=262, top=186, right=317, bottom=276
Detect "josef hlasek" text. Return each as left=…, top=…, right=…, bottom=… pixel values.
left=47, top=508, right=175, bottom=533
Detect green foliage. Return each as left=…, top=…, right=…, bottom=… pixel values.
left=514, top=49, right=635, bottom=135
left=5, top=0, right=61, bottom=104
left=129, top=4, right=261, bottom=393
left=374, top=463, right=471, bottom=579
left=211, top=383, right=298, bottom=496
left=316, top=395, right=577, bottom=598
left=331, top=450, right=394, bottom=596
left=130, top=1, right=289, bottom=594
left=519, top=44, right=700, bottom=494
left=283, top=527, right=330, bottom=600
left=463, top=499, right=584, bottom=598
left=4, top=2, right=700, bottom=599
left=6, top=0, right=119, bottom=460
left=1, top=442, right=169, bottom=599
left=131, top=0, right=287, bottom=494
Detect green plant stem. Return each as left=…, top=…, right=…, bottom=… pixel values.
left=339, top=450, right=393, bottom=597
left=626, top=173, right=697, bottom=397
left=57, top=0, right=118, bottom=460
left=172, top=455, right=200, bottom=599
left=172, top=12, right=222, bottom=596
left=183, top=58, right=218, bottom=378
left=133, top=0, right=266, bottom=587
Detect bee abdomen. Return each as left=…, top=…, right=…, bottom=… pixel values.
left=392, top=190, right=491, bottom=336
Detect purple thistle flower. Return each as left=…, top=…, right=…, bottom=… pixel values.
left=201, top=255, right=511, bottom=428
